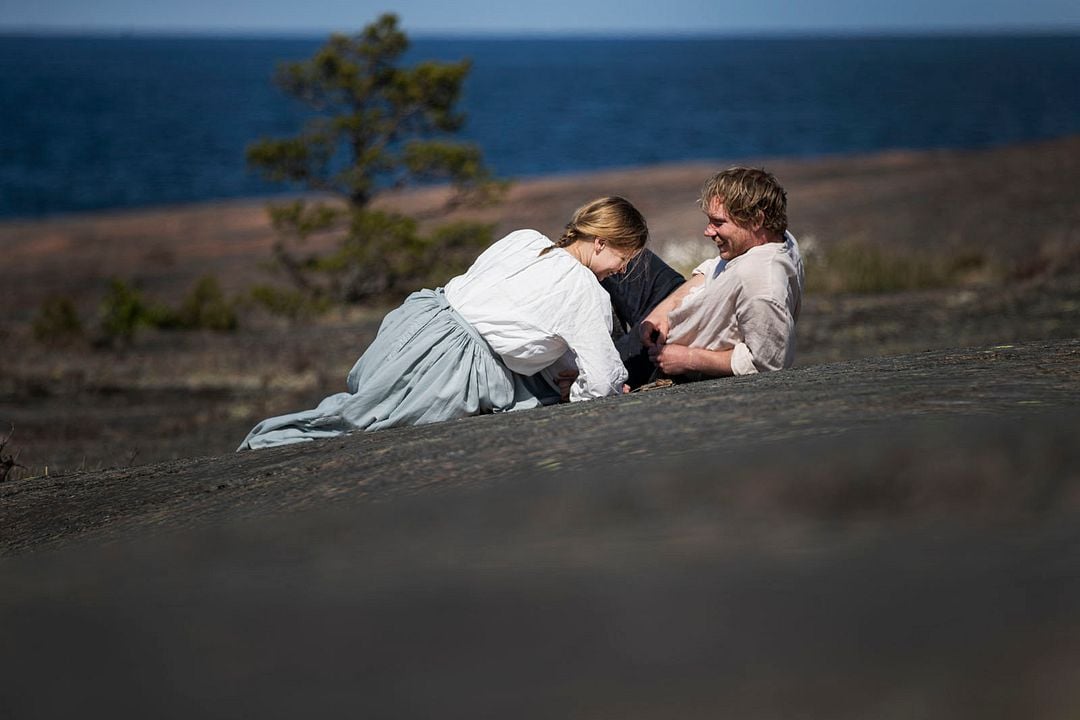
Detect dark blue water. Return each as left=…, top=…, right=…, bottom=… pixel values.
left=2, top=34, right=1079, bottom=219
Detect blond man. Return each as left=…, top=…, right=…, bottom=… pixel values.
left=603, top=167, right=804, bottom=386
left=646, top=166, right=804, bottom=379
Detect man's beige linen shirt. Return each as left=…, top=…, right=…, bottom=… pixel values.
left=666, top=232, right=805, bottom=375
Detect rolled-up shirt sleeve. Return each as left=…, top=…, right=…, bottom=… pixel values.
left=732, top=296, right=795, bottom=375
left=566, top=315, right=628, bottom=400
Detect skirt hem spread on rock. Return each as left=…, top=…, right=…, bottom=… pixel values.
left=238, top=288, right=556, bottom=450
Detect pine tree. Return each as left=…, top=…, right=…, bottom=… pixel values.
left=247, top=14, right=500, bottom=305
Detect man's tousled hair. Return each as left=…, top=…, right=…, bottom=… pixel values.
left=699, top=167, right=787, bottom=234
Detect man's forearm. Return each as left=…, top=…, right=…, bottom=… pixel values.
left=650, top=343, right=734, bottom=377
left=685, top=346, right=733, bottom=377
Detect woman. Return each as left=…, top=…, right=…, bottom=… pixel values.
left=239, top=196, right=648, bottom=450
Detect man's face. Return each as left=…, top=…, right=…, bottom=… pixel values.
left=703, top=198, right=757, bottom=262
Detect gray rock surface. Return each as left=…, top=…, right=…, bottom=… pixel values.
left=2, top=339, right=1079, bottom=718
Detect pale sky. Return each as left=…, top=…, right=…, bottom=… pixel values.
left=2, top=0, right=1079, bottom=34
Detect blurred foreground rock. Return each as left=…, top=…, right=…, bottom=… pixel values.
left=2, top=339, right=1079, bottom=718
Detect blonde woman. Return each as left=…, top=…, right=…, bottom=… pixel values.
left=240, top=196, right=648, bottom=450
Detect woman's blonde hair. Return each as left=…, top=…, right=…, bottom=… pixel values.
left=541, top=196, right=649, bottom=256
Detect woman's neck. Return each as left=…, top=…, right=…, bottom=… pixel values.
left=564, top=240, right=591, bottom=267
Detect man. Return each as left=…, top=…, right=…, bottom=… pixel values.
left=602, top=167, right=804, bottom=386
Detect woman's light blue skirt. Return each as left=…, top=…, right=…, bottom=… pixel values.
left=238, top=288, right=556, bottom=450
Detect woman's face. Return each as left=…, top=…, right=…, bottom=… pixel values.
left=590, top=240, right=635, bottom=281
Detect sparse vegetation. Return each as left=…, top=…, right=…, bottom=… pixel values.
left=97, top=278, right=157, bottom=346
left=804, top=240, right=997, bottom=295
left=177, top=276, right=239, bottom=331
left=92, top=276, right=240, bottom=347
left=249, top=284, right=331, bottom=321
left=247, top=13, right=501, bottom=307
left=1, top=424, right=25, bottom=483
left=32, top=296, right=83, bottom=345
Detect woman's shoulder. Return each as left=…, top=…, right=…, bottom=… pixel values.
left=499, top=232, right=607, bottom=309
left=493, top=228, right=552, bottom=252
left=462, top=229, right=552, bottom=276
left=545, top=258, right=611, bottom=319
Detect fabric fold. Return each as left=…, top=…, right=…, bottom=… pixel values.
left=239, top=288, right=554, bottom=450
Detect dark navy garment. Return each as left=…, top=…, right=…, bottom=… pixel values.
left=601, top=250, right=686, bottom=388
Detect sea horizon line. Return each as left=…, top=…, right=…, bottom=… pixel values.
left=2, top=26, right=1080, bottom=41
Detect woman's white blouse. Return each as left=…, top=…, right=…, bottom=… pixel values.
left=444, top=229, right=627, bottom=400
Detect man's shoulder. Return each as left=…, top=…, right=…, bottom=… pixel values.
left=692, top=256, right=724, bottom=280
left=741, top=235, right=801, bottom=272
left=730, top=238, right=802, bottom=297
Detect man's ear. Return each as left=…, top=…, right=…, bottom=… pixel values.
left=749, top=210, right=765, bottom=232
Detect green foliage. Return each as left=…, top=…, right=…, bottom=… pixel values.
left=247, top=13, right=497, bottom=208
left=177, top=276, right=239, bottom=331
left=246, top=13, right=503, bottom=305
left=32, top=296, right=83, bottom=346
left=265, top=209, right=493, bottom=303
left=98, top=278, right=155, bottom=345
left=403, top=141, right=507, bottom=206
left=267, top=200, right=344, bottom=239
left=95, top=276, right=240, bottom=346
left=329, top=209, right=424, bottom=301
left=249, top=284, right=331, bottom=321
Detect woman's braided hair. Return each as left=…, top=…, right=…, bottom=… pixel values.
left=541, top=196, right=649, bottom=257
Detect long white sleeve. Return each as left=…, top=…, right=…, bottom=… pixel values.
left=445, top=229, right=627, bottom=398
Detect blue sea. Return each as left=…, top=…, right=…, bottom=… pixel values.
left=2, top=33, right=1079, bottom=219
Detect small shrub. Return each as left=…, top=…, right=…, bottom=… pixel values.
left=250, top=284, right=330, bottom=321
left=294, top=211, right=494, bottom=304
left=0, top=424, right=25, bottom=483
left=177, top=276, right=238, bottom=331
left=97, top=278, right=153, bottom=346
left=95, top=276, right=240, bottom=345
left=32, top=296, right=83, bottom=345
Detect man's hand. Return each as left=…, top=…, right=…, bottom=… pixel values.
left=649, top=343, right=735, bottom=377
left=649, top=343, right=694, bottom=375
left=556, top=370, right=578, bottom=403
